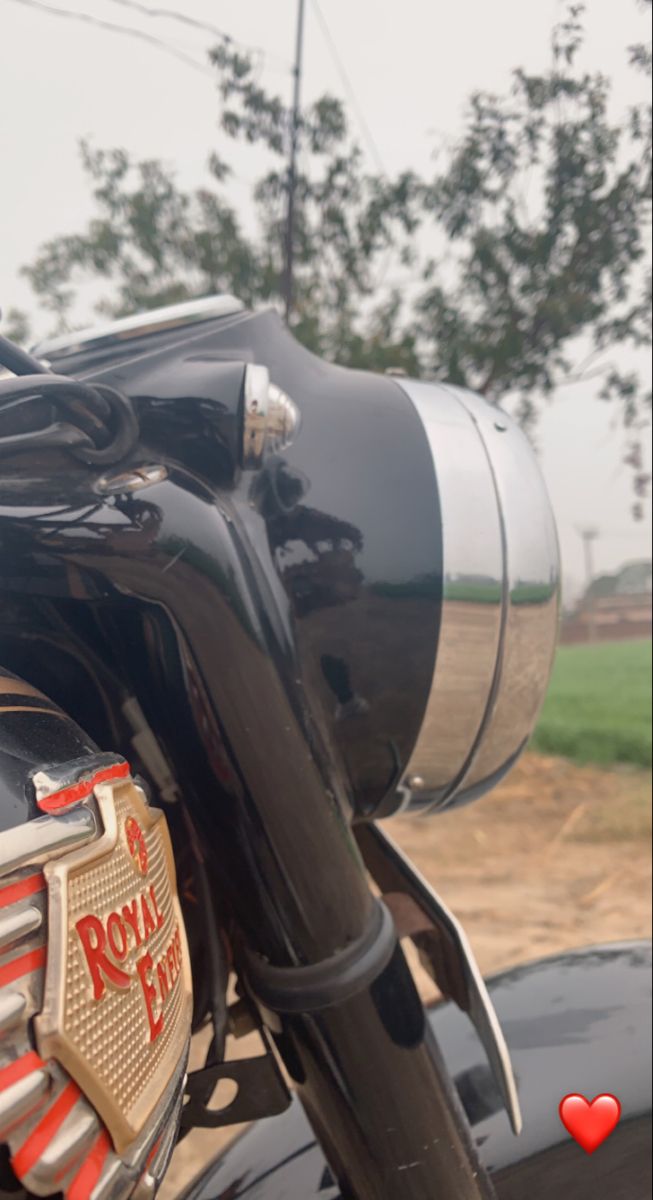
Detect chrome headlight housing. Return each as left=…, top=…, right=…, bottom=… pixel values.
left=394, top=380, right=560, bottom=814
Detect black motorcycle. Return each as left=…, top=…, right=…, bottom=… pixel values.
left=0, top=296, right=650, bottom=1200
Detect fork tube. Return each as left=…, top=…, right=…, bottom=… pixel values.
left=247, top=929, right=495, bottom=1199
left=0, top=479, right=495, bottom=1199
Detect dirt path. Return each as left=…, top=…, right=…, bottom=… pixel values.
left=162, top=753, right=651, bottom=1195
left=393, top=751, right=651, bottom=993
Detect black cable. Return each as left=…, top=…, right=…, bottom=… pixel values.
left=104, top=0, right=289, bottom=65
left=0, top=375, right=110, bottom=423
left=8, top=0, right=212, bottom=75
left=0, top=374, right=139, bottom=464
left=71, top=382, right=139, bottom=464
left=0, top=334, right=49, bottom=377
left=10, top=0, right=290, bottom=73
left=108, top=0, right=236, bottom=36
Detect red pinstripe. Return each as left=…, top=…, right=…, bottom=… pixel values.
left=0, top=946, right=46, bottom=988
left=37, top=761, right=130, bottom=813
left=0, top=874, right=45, bottom=909
left=0, top=1051, right=45, bottom=1092
left=66, top=1129, right=112, bottom=1200
left=11, top=1081, right=81, bottom=1179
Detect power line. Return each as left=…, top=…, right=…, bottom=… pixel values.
left=8, top=0, right=212, bottom=75
left=310, top=0, right=386, bottom=175
left=284, top=0, right=307, bottom=323
left=104, top=0, right=291, bottom=67
left=107, top=0, right=250, bottom=40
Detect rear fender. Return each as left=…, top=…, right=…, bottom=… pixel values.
left=178, top=941, right=652, bottom=1200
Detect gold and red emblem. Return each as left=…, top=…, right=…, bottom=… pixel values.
left=0, top=689, right=193, bottom=1198
left=125, top=814, right=149, bottom=875
left=35, top=773, right=193, bottom=1156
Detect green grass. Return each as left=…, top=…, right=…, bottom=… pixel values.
left=532, top=639, right=652, bottom=767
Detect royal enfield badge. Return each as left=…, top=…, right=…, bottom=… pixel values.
left=35, top=776, right=192, bottom=1155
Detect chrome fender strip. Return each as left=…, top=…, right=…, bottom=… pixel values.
left=357, top=822, right=522, bottom=1136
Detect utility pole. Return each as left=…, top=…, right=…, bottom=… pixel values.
left=579, top=527, right=599, bottom=643
left=580, top=528, right=598, bottom=591
left=284, top=0, right=306, bottom=324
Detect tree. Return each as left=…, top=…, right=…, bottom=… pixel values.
left=16, top=3, right=652, bottom=501
left=20, top=68, right=420, bottom=372
left=414, top=2, right=652, bottom=511
left=209, top=43, right=422, bottom=370
left=21, top=141, right=267, bottom=328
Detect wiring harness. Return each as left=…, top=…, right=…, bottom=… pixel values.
left=0, top=333, right=139, bottom=465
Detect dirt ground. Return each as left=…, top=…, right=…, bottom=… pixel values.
left=162, top=752, right=652, bottom=1196
left=393, top=750, right=651, bottom=984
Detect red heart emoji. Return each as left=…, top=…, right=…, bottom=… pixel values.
left=559, top=1093, right=622, bottom=1154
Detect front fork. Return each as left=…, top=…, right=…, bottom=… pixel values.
left=0, top=480, right=509, bottom=1199
left=244, top=894, right=497, bottom=1200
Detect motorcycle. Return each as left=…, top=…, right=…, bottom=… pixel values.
left=0, top=295, right=649, bottom=1200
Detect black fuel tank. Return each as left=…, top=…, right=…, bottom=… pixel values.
left=0, top=669, right=96, bottom=832
left=29, top=308, right=443, bottom=819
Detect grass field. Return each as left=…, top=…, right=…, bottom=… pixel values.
left=531, top=639, right=652, bottom=767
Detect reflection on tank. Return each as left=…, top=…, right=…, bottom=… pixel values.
left=443, top=573, right=557, bottom=605
left=243, top=384, right=299, bottom=469
left=275, top=512, right=364, bottom=617
left=250, top=460, right=364, bottom=617
left=320, top=654, right=370, bottom=723
left=243, top=403, right=266, bottom=467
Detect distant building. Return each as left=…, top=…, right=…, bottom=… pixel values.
left=560, top=560, right=652, bottom=644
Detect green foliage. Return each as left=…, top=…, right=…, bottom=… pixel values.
left=418, top=6, right=651, bottom=437
left=22, top=142, right=267, bottom=325
left=586, top=559, right=652, bottom=598
left=16, top=3, right=653, bottom=484
left=211, top=42, right=422, bottom=364
left=585, top=572, right=620, bottom=599
left=532, top=639, right=652, bottom=766
left=1, top=307, right=30, bottom=345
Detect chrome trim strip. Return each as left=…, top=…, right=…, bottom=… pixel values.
left=369, top=825, right=522, bottom=1136
left=30, top=294, right=244, bottom=359
left=0, top=906, right=43, bottom=949
left=397, top=379, right=559, bottom=812
left=0, top=991, right=26, bottom=1033
left=397, top=380, right=505, bottom=807
left=0, top=1068, right=50, bottom=1137
left=0, top=808, right=97, bottom=877
left=442, top=386, right=560, bottom=802
left=38, top=1105, right=100, bottom=1177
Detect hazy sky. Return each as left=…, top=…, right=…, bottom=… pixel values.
left=1, top=0, right=651, bottom=597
